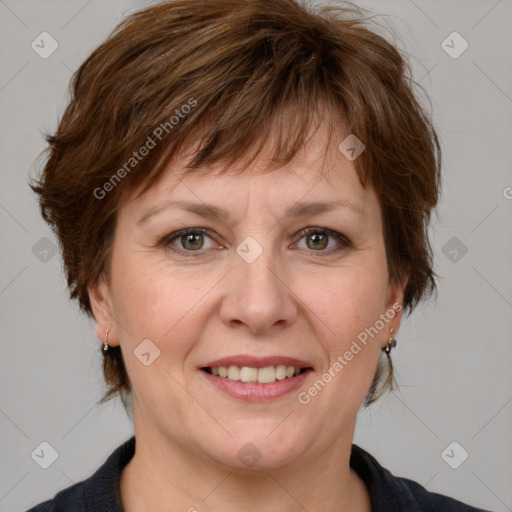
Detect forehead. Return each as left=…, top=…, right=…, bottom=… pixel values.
left=121, top=117, right=379, bottom=226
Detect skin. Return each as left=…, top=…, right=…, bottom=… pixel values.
left=89, top=116, right=407, bottom=512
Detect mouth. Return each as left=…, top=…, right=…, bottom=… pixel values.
left=201, top=365, right=311, bottom=384
left=199, top=356, right=313, bottom=401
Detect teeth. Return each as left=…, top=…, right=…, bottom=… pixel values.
left=208, top=365, right=305, bottom=383
left=240, top=366, right=258, bottom=383
left=257, top=366, right=276, bottom=384
left=275, top=364, right=287, bottom=380
left=227, top=365, right=240, bottom=381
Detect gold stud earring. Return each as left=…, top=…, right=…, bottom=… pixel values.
left=383, top=327, right=397, bottom=354
left=103, top=329, right=110, bottom=352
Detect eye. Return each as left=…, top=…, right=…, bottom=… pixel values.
left=159, top=226, right=351, bottom=256
left=294, top=227, right=351, bottom=253
left=162, top=228, right=217, bottom=255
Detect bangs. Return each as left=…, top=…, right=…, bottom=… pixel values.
left=130, top=94, right=346, bottom=201
left=111, top=38, right=353, bottom=202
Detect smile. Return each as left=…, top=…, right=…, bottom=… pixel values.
left=203, top=365, right=308, bottom=384
left=200, top=356, right=313, bottom=401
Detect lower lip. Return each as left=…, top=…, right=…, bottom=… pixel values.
left=200, top=369, right=312, bottom=401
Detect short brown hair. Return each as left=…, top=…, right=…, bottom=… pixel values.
left=30, top=0, right=441, bottom=412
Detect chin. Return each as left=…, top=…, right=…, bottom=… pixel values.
left=201, top=422, right=309, bottom=472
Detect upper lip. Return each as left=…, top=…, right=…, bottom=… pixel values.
left=202, top=355, right=313, bottom=369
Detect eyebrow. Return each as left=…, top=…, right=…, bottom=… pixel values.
left=137, top=199, right=366, bottom=225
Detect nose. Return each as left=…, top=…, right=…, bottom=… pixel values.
left=219, top=247, right=299, bottom=335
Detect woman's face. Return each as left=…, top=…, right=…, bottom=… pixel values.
left=89, top=120, right=406, bottom=470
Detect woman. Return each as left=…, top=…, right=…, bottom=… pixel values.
left=26, top=0, right=494, bottom=510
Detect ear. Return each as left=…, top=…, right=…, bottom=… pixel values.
left=383, top=272, right=409, bottom=337
left=88, top=275, right=119, bottom=347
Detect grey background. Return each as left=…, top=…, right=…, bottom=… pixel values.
left=1, top=0, right=511, bottom=511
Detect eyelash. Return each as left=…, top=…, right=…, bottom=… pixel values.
left=159, top=227, right=352, bottom=257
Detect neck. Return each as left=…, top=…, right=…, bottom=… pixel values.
left=120, top=417, right=371, bottom=512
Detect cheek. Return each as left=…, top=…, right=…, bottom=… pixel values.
left=110, top=250, right=215, bottom=359
left=300, top=259, right=389, bottom=396
left=305, top=264, right=388, bottom=339
left=109, top=259, right=213, bottom=414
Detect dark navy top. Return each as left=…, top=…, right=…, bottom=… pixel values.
left=25, top=436, right=493, bottom=511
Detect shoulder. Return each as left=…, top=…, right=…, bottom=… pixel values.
left=395, top=475, right=492, bottom=511
left=350, top=444, right=494, bottom=512
left=24, top=436, right=136, bottom=512
left=24, top=481, right=85, bottom=512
